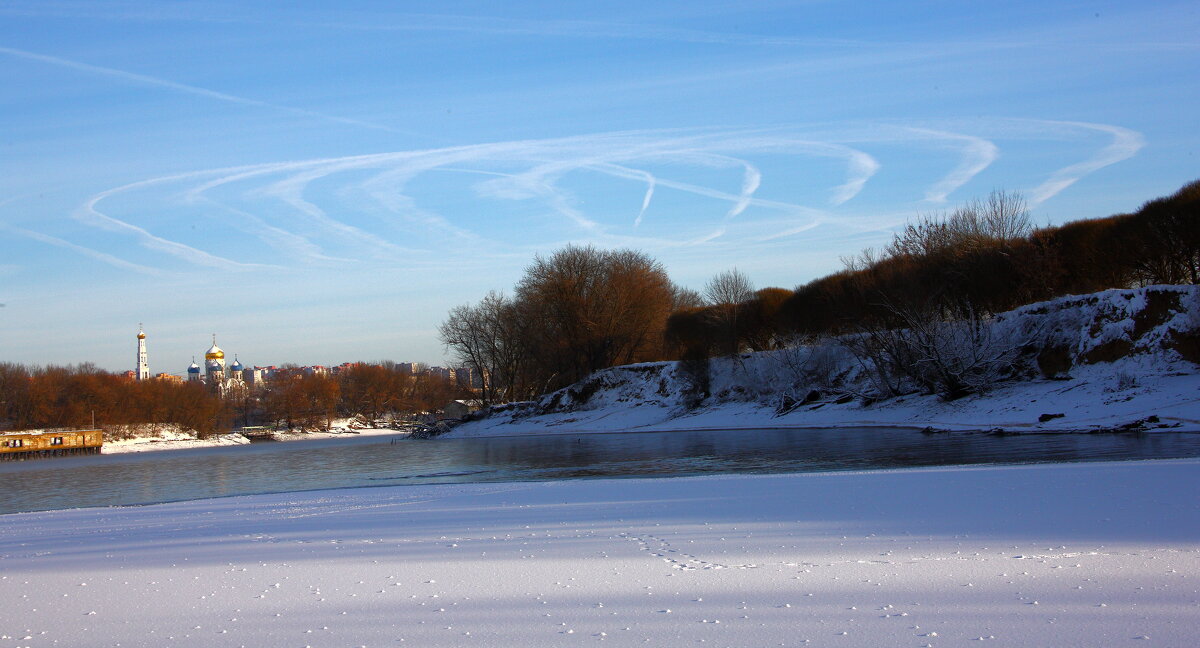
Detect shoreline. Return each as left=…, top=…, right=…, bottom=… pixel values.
left=100, top=425, right=409, bottom=454
left=452, top=286, right=1200, bottom=441
left=448, top=372, right=1200, bottom=439
left=97, top=416, right=1200, bottom=455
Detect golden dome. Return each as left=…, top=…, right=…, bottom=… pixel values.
left=205, top=334, right=224, bottom=361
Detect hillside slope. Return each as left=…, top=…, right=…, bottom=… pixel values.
left=451, top=286, right=1200, bottom=437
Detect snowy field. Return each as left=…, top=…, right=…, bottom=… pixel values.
left=2, top=459, right=1198, bottom=647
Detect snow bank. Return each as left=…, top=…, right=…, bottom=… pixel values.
left=455, top=286, right=1200, bottom=438
left=102, top=423, right=405, bottom=454
left=2, top=459, right=1197, bottom=646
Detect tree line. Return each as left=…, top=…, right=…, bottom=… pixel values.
left=0, top=363, right=226, bottom=435
left=668, top=182, right=1198, bottom=357
left=444, top=180, right=1198, bottom=400
left=0, top=362, right=466, bottom=437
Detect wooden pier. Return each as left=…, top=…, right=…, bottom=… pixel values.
left=0, top=429, right=104, bottom=460
left=237, top=426, right=278, bottom=441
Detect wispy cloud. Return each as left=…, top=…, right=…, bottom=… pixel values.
left=905, top=127, right=1000, bottom=203
left=631, top=168, right=656, bottom=228
left=1027, top=121, right=1145, bottom=204
left=67, top=129, right=882, bottom=261
left=1, top=223, right=162, bottom=275
left=0, top=4, right=882, bottom=49
left=0, top=46, right=420, bottom=137
left=829, top=148, right=881, bottom=206
left=61, top=122, right=1143, bottom=275
left=257, top=160, right=420, bottom=256
left=76, top=181, right=276, bottom=271
left=192, top=198, right=347, bottom=264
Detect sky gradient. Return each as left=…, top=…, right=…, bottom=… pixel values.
left=2, top=1, right=1197, bottom=374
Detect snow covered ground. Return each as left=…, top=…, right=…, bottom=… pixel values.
left=103, top=425, right=404, bottom=454
left=1, top=459, right=1197, bottom=647
left=454, top=286, right=1200, bottom=438
left=451, top=364, right=1200, bottom=438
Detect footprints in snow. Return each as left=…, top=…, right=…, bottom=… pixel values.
left=622, top=532, right=759, bottom=571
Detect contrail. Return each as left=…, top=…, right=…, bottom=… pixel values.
left=76, top=187, right=273, bottom=271
left=192, top=198, right=349, bottom=264
left=1027, top=121, right=1144, bottom=204
left=619, top=167, right=656, bottom=228
left=259, top=160, right=420, bottom=256
left=907, top=127, right=1000, bottom=203
left=1, top=224, right=163, bottom=275
left=828, top=148, right=881, bottom=206
left=727, top=157, right=762, bottom=219
left=0, top=45, right=420, bottom=137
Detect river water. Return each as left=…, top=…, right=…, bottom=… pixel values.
left=3, top=428, right=1200, bottom=515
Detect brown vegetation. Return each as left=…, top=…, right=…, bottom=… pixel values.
left=0, top=363, right=228, bottom=437
left=774, top=183, right=1198, bottom=337
left=0, top=361, right=467, bottom=436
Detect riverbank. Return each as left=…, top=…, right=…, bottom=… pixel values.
left=451, top=362, right=1200, bottom=438
left=1, top=459, right=1197, bottom=646
left=452, top=286, right=1200, bottom=439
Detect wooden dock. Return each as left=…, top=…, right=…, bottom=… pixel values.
left=237, top=426, right=278, bottom=441
left=0, top=429, right=103, bottom=460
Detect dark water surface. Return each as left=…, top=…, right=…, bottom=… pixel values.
left=3, top=428, right=1200, bottom=515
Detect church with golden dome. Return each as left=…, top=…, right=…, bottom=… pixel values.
left=187, top=335, right=247, bottom=394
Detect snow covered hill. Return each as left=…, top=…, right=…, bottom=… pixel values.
left=452, top=286, right=1200, bottom=437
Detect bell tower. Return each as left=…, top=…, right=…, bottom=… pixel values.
left=135, top=324, right=150, bottom=381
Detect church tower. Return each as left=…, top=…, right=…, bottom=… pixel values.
left=135, top=324, right=150, bottom=381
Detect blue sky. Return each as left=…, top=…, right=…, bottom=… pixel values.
left=1, top=1, right=1197, bottom=374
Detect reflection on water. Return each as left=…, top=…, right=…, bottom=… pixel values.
left=2, top=428, right=1199, bottom=514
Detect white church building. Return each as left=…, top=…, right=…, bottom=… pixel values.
left=186, top=335, right=248, bottom=394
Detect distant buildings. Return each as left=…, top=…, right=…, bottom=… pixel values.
left=132, top=326, right=477, bottom=393
left=186, top=335, right=247, bottom=396
left=396, top=362, right=424, bottom=374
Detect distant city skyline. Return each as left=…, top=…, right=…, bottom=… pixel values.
left=129, top=329, right=458, bottom=380
left=2, top=1, right=1198, bottom=372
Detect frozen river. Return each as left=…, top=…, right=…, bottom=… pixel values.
left=3, top=427, right=1200, bottom=514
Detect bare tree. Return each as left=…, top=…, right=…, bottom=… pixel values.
left=670, top=284, right=704, bottom=311
left=704, top=268, right=754, bottom=307
left=703, top=268, right=754, bottom=356
left=439, top=291, right=531, bottom=405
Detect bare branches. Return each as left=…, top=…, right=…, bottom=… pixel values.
left=840, top=300, right=1028, bottom=400
left=704, top=268, right=754, bottom=307
left=887, top=190, right=1031, bottom=260
left=438, top=292, right=529, bottom=405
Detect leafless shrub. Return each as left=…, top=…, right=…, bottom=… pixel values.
left=840, top=247, right=883, bottom=273
left=769, top=336, right=848, bottom=412
left=773, top=335, right=843, bottom=390
left=887, top=190, right=1032, bottom=260
left=841, top=301, right=1028, bottom=400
